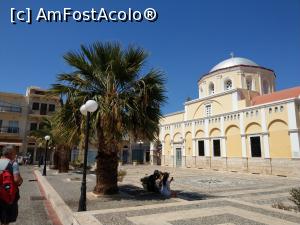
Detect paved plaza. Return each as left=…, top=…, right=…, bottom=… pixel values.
left=11, top=166, right=58, bottom=225
left=36, top=165, right=300, bottom=225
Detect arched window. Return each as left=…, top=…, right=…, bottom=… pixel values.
left=224, top=79, right=232, bottom=90
left=263, top=80, right=269, bottom=94
left=246, top=78, right=252, bottom=90
left=209, top=83, right=215, bottom=95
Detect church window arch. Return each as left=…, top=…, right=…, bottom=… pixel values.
left=246, top=78, right=252, bottom=90
left=263, top=80, right=269, bottom=94
left=209, top=82, right=215, bottom=95
left=224, top=79, right=232, bottom=90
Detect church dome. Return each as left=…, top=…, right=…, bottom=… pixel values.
left=210, top=57, right=258, bottom=73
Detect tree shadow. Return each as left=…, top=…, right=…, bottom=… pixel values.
left=109, top=184, right=218, bottom=202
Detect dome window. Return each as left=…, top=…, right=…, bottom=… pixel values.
left=246, top=78, right=252, bottom=90
left=209, top=83, right=215, bottom=95
left=224, top=79, right=232, bottom=90
left=263, top=80, right=269, bottom=94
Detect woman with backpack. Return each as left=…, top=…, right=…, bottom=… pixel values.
left=0, top=145, right=23, bottom=225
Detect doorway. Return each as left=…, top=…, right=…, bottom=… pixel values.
left=250, top=136, right=261, bottom=157
left=122, top=150, right=128, bottom=163
left=213, top=139, right=221, bottom=157
left=176, top=148, right=182, bottom=167
left=145, top=150, right=150, bottom=163
left=198, top=140, right=205, bottom=156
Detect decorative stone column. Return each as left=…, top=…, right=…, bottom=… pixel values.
left=150, top=142, right=155, bottom=165
left=287, top=102, right=300, bottom=158
left=192, top=121, right=196, bottom=156
left=220, top=116, right=227, bottom=157
left=204, top=119, right=210, bottom=156
left=261, top=108, right=270, bottom=158
left=239, top=112, right=247, bottom=157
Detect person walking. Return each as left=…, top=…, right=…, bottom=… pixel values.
left=0, top=146, right=23, bottom=225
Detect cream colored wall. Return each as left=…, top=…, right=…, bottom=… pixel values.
left=208, top=121, right=221, bottom=133
left=224, top=118, right=240, bottom=131
left=0, top=94, right=27, bottom=138
left=198, top=67, right=275, bottom=99
left=268, top=120, right=290, bottom=158
left=265, top=104, right=288, bottom=125
left=244, top=110, right=262, bottom=129
left=160, top=64, right=292, bottom=162
left=241, top=67, right=275, bottom=95
left=0, top=94, right=25, bottom=106
left=184, top=125, right=192, bottom=134
left=297, top=104, right=300, bottom=127
left=161, top=105, right=294, bottom=159
left=173, top=132, right=182, bottom=142
left=245, top=122, right=261, bottom=134
left=195, top=129, right=205, bottom=138
left=187, top=93, right=234, bottom=120
left=185, top=132, right=192, bottom=156
left=226, top=125, right=242, bottom=157
left=160, top=112, right=184, bottom=125
left=209, top=128, right=221, bottom=137
left=163, top=134, right=171, bottom=156
left=198, top=70, right=241, bottom=97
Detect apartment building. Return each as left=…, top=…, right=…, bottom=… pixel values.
left=0, top=86, right=60, bottom=162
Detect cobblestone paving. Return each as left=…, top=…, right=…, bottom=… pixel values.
left=11, top=166, right=53, bottom=225
left=46, top=165, right=300, bottom=225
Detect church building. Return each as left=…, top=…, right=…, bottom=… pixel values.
left=158, top=57, right=300, bottom=176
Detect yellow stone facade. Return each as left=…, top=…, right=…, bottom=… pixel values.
left=158, top=57, right=300, bottom=176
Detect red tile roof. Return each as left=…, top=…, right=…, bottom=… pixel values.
left=252, top=86, right=300, bottom=105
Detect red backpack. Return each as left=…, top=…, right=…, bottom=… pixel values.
left=0, top=163, right=17, bottom=204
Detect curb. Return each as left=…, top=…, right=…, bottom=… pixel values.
left=34, top=172, right=63, bottom=225
left=34, top=169, right=74, bottom=225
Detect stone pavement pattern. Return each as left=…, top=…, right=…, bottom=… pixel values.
left=44, top=165, right=300, bottom=225
left=11, top=166, right=54, bottom=225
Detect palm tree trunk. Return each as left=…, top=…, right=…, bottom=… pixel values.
left=94, top=151, right=119, bottom=195
left=52, top=150, right=59, bottom=169
left=58, top=145, right=70, bottom=173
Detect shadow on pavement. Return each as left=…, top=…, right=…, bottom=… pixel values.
left=107, top=184, right=218, bottom=202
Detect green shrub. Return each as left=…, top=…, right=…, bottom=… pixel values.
left=289, top=188, right=300, bottom=211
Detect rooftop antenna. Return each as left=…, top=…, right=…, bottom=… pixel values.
left=230, top=52, right=234, bottom=58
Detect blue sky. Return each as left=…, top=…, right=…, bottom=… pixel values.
left=0, top=0, right=299, bottom=114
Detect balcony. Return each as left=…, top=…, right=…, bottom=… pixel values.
left=0, top=127, right=19, bottom=134
left=0, top=105, right=22, bottom=113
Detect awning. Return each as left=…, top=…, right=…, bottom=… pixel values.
left=0, top=142, right=23, bottom=146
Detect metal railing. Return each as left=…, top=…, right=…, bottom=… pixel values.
left=0, top=126, right=19, bottom=134
left=0, top=105, right=22, bottom=113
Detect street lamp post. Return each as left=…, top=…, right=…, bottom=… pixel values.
left=42, top=135, right=51, bottom=176
left=78, top=100, right=98, bottom=212
left=137, top=140, right=144, bottom=163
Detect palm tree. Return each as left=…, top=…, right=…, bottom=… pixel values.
left=29, top=100, right=83, bottom=173
left=51, top=42, right=166, bottom=194
left=51, top=96, right=85, bottom=172
left=28, top=118, right=54, bottom=166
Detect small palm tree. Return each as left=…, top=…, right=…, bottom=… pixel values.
left=51, top=42, right=166, bottom=194
left=50, top=96, right=85, bottom=172
left=29, top=101, right=82, bottom=173
left=29, top=118, right=54, bottom=166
